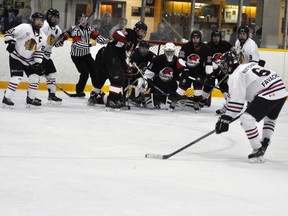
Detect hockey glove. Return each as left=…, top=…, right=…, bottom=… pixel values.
left=28, top=63, right=45, bottom=76
left=215, top=115, right=233, bottom=134
left=6, top=40, right=16, bottom=53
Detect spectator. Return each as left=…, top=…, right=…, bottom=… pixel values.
left=109, top=17, right=127, bottom=39
left=98, top=12, right=112, bottom=39
left=248, top=25, right=261, bottom=47
left=149, top=22, right=170, bottom=41
left=8, top=6, right=31, bottom=29
left=93, top=18, right=101, bottom=31
left=0, top=4, right=9, bottom=33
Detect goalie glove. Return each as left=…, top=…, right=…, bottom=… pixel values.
left=215, top=115, right=233, bottom=134
left=6, top=40, right=16, bottom=53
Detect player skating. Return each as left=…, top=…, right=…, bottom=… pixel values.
left=215, top=51, right=288, bottom=163
left=2, top=12, right=47, bottom=108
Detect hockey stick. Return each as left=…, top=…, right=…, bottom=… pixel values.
left=145, top=115, right=241, bottom=160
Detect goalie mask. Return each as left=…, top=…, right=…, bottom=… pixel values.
left=163, top=42, right=176, bottom=62
left=159, top=67, right=173, bottom=82
left=219, top=51, right=239, bottom=74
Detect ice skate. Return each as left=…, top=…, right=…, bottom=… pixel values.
left=2, top=96, right=14, bottom=108
left=48, top=93, right=62, bottom=104
left=193, top=102, right=200, bottom=113
left=105, top=97, right=123, bottom=111
left=26, top=96, right=41, bottom=108
left=248, top=147, right=266, bottom=163
left=87, top=91, right=99, bottom=106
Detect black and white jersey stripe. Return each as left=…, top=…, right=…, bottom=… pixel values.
left=70, top=26, right=93, bottom=57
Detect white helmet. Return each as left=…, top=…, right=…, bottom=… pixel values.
left=163, top=42, right=176, bottom=62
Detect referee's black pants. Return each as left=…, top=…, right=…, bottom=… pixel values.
left=71, top=54, right=97, bottom=93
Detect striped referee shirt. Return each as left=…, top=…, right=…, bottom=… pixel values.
left=70, top=25, right=106, bottom=57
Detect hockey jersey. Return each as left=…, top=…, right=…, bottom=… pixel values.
left=5, top=23, right=47, bottom=66
left=226, top=62, right=288, bottom=118
left=235, top=38, right=259, bottom=64
left=41, top=20, right=63, bottom=59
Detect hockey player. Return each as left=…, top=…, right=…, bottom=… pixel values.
left=124, top=40, right=156, bottom=106
left=170, top=30, right=213, bottom=111
left=88, top=21, right=147, bottom=109
left=139, top=42, right=180, bottom=109
left=2, top=12, right=47, bottom=108
left=203, top=29, right=233, bottom=114
left=235, top=25, right=260, bottom=64
left=40, top=8, right=64, bottom=103
left=70, top=13, right=107, bottom=97
left=215, top=51, right=288, bottom=162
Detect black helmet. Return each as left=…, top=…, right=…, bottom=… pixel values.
left=219, top=50, right=239, bottom=74
left=237, top=25, right=249, bottom=35
left=31, top=12, right=44, bottom=29
left=139, top=40, right=150, bottom=48
left=190, top=30, right=202, bottom=41
left=211, top=29, right=222, bottom=40
left=46, top=8, right=60, bottom=26
left=134, top=21, right=147, bottom=32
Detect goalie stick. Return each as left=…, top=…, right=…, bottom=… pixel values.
left=145, top=115, right=241, bottom=160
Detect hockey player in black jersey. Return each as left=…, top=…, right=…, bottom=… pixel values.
left=88, top=21, right=147, bottom=109
left=202, top=29, right=233, bottom=113
left=170, top=30, right=213, bottom=111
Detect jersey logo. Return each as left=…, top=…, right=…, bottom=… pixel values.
left=24, top=38, right=37, bottom=51
left=159, top=67, right=173, bottom=82
left=47, top=34, right=56, bottom=45
left=212, top=52, right=223, bottom=65
left=239, top=52, right=245, bottom=64
left=187, top=54, right=200, bottom=67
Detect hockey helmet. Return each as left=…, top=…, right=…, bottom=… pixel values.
left=31, top=12, right=44, bottom=29
left=190, top=30, right=202, bottom=41
left=238, top=25, right=249, bottom=35
left=163, top=42, right=176, bottom=62
left=219, top=50, right=239, bottom=74
left=46, top=8, right=60, bottom=26
left=211, top=29, right=222, bottom=40
left=134, top=21, right=147, bottom=39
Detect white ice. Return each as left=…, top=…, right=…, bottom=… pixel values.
left=0, top=90, right=288, bottom=216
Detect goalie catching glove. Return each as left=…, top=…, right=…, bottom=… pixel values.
left=215, top=115, right=233, bottom=134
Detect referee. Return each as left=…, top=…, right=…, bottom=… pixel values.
left=70, top=13, right=106, bottom=97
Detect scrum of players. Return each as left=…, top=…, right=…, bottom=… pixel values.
left=1, top=10, right=286, bottom=113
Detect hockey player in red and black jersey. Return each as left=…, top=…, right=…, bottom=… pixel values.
left=70, top=13, right=107, bottom=97
left=88, top=21, right=147, bottom=109
left=137, top=42, right=180, bottom=109
left=170, top=30, right=213, bottom=111
left=202, top=29, right=233, bottom=113
left=215, top=51, right=288, bottom=162
left=2, top=12, right=47, bottom=108
left=40, top=8, right=64, bottom=103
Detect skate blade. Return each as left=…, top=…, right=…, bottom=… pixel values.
left=249, top=156, right=265, bottom=163
left=105, top=107, right=121, bottom=112
left=1, top=104, right=14, bottom=109
left=26, top=104, right=41, bottom=109
left=47, top=100, right=62, bottom=105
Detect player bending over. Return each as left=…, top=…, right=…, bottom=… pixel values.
left=215, top=51, right=288, bottom=163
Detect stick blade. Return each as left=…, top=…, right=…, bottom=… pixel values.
left=145, top=153, right=164, bottom=159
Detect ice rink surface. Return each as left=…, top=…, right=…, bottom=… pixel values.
left=0, top=90, right=288, bottom=216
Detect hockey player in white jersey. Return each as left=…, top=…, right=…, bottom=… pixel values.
left=41, top=8, right=65, bottom=103
left=215, top=51, right=288, bottom=162
left=2, top=12, right=47, bottom=108
left=235, top=25, right=260, bottom=64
